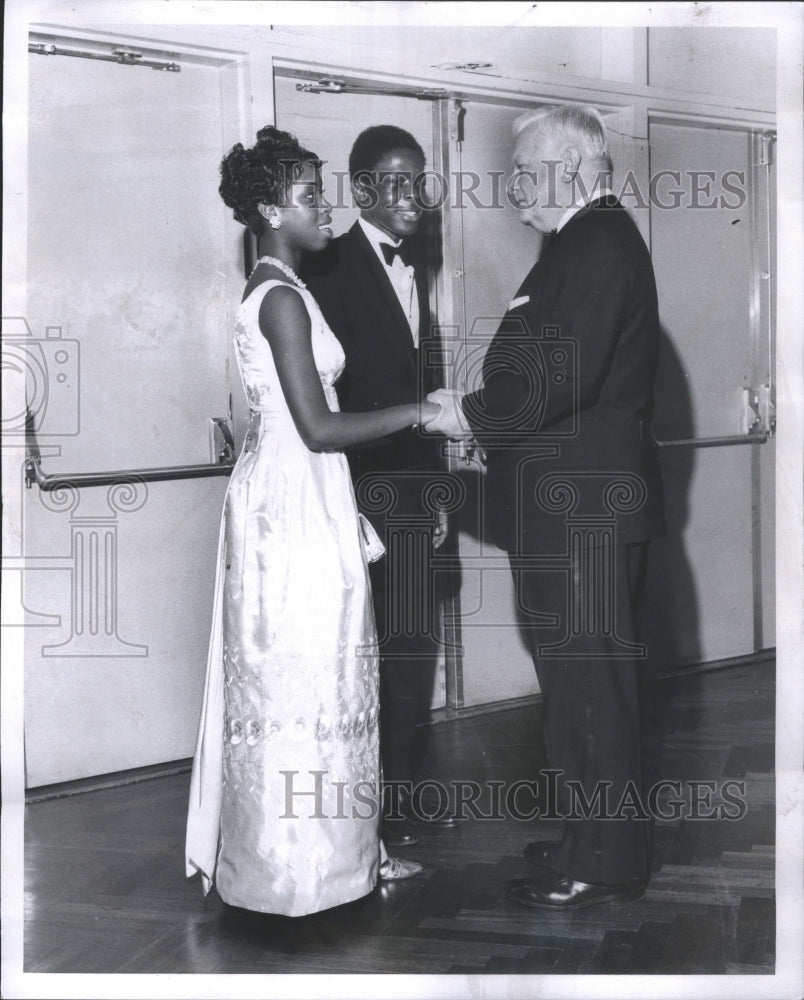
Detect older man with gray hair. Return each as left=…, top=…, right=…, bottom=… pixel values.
left=426, top=104, right=665, bottom=909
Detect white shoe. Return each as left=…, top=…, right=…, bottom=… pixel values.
left=379, top=857, right=424, bottom=881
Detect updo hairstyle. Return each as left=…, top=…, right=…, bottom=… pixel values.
left=219, top=126, right=319, bottom=236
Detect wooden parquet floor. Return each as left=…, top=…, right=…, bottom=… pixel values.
left=23, top=661, right=775, bottom=975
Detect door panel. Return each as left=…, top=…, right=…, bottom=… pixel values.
left=448, top=100, right=638, bottom=707
left=453, top=109, right=773, bottom=701
left=446, top=101, right=543, bottom=707
left=273, top=74, right=435, bottom=239
left=23, top=46, right=238, bottom=785
left=645, top=121, right=774, bottom=667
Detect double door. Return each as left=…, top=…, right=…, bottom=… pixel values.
left=277, top=70, right=775, bottom=709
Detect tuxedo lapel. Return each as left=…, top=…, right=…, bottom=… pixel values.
left=350, top=222, right=417, bottom=359
left=522, top=195, right=621, bottom=306
left=414, top=258, right=431, bottom=346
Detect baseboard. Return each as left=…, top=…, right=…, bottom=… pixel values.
left=427, top=646, right=775, bottom=724
left=25, top=758, right=194, bottom=804
left=650, top=646, right=775, bottom=680
left=25, top=647, right=775, bottom=803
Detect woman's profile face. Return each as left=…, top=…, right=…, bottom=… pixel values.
left=275, top=160, right=333, bottom=251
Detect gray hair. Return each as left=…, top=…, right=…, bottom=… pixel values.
left=514, top=105, right=610, bottom=164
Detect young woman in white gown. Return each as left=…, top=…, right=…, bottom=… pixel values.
left=185, top=127, right=440, bottom=916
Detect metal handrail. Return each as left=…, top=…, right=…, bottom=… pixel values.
left=654, top=432, right=769, bottom=449
left=25, top=455, right=235, bottom=491
left=22, top=421, right=769, bottom=489
left=24, top=414, right=236, bottom=491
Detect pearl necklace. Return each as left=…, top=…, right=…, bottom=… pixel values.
left=252, top=255, right=306, bottom=289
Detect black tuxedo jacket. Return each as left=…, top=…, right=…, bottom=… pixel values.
left=462, top=196, right=665, bottom=553
left=304, top=222, right=442, bottom=523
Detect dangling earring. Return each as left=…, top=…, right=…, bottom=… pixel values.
left=269, top=215, right=282, bottom=230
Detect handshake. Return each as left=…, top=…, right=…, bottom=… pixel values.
left=421, top=388, right=473, bottom=441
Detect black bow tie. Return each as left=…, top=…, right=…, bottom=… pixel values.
left=380, top=241, right=413, bottom=268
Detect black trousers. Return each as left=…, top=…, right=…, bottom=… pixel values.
left=369, top=524, right=440, bottom=793
left=511, top=541, right=652, bottom=885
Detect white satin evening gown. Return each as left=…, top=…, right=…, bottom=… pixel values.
left=185, top=279, right=382, bottom=916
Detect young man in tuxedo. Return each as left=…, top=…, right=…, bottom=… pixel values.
left=426, top=105, right=665, bottom=909
left=305, top=125, right=457, bottom=847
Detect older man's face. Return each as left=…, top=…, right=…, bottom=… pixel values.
left=510, top=129, right=567, bottom=235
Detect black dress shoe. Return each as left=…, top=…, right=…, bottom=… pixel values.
left=507, top=873, right=647, bottom=910
left=382, top=818, right=419, bottom=847
left=522, top=840, right=561, bottom=869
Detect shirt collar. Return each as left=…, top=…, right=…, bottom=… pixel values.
left=359, top=217, right=402, bottom=260
left=556, top=186, right=613, bottom=233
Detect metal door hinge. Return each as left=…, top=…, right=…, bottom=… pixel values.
left=757, top=383, right=775, bottom=437
left=742, top=384, right=775, bottom=437
left=757, top=133, right=775, bottom=167
left=449, top=100, right=465, bottom=145
left=209, top=416, right=235, bottom=464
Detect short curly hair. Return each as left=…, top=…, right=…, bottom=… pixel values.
left=348, top=125, right=425, bottom=180
left=219, top=126, right=319, bottom=236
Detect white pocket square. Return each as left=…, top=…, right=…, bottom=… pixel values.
left=508, top=295, right=530, bottom=310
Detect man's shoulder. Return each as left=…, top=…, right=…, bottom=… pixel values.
left=304, top=226, right=362, bottom=280
left=562, top=199, right=648, bottom=261
left=331, top=224, right=366, bottom=258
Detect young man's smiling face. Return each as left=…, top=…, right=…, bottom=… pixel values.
left=353, top=147, right=426, bottom=241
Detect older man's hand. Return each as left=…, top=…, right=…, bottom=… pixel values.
left=423, top=389, right=473, bottom=440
